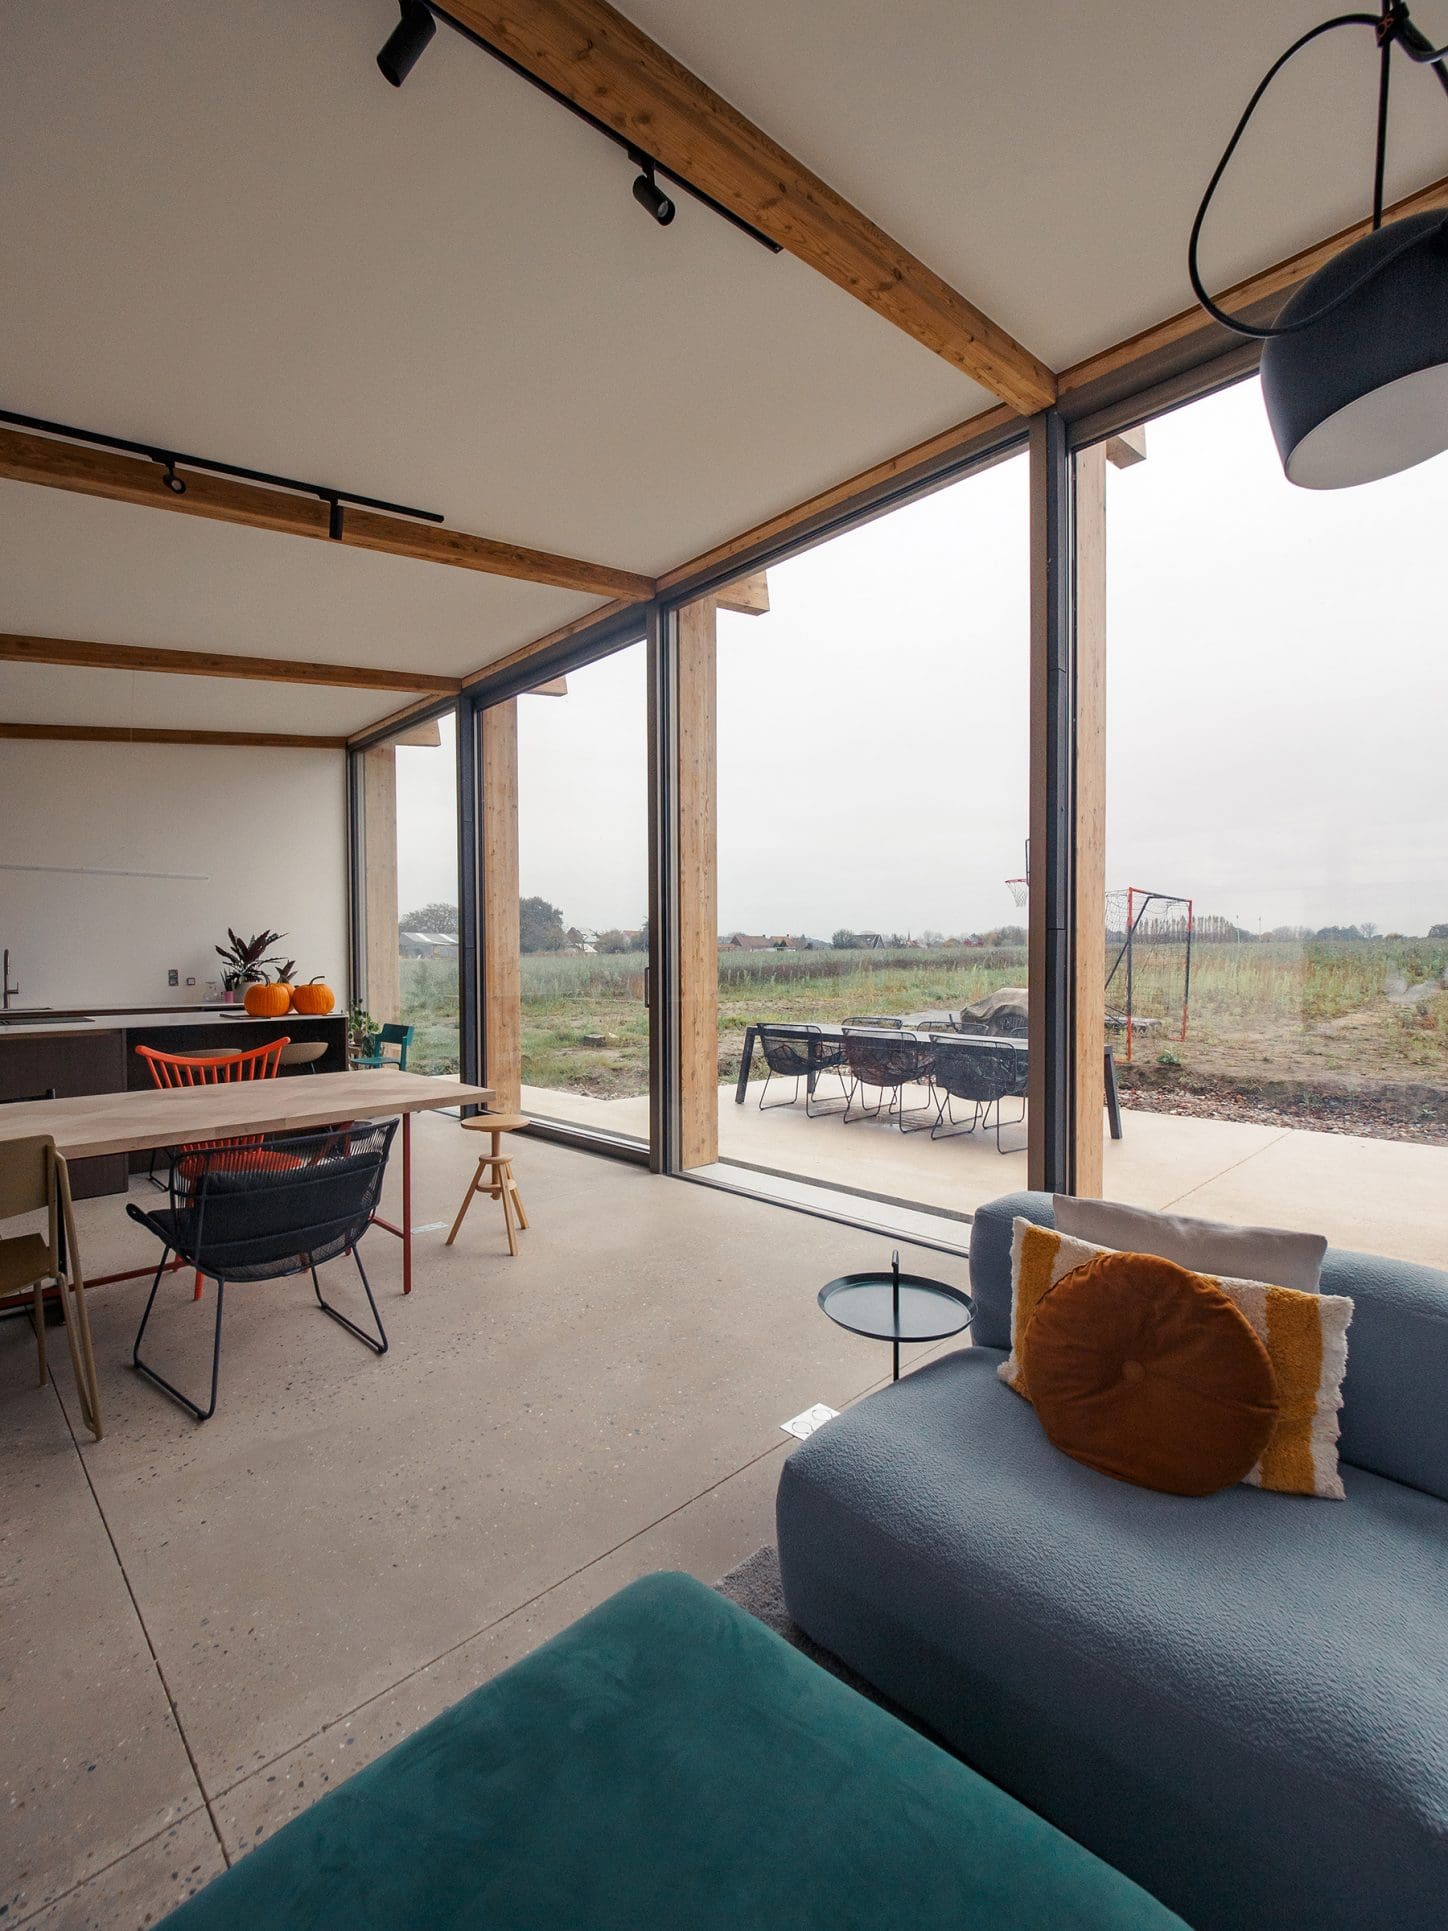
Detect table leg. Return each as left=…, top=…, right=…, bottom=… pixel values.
left=735, top=1027, right=757, bottom=1104
left=892, top=1336, right=900, bottom=1383
left=1104, top=1047, right=1123, bottom=1141
left=402, top=1110, right=413, bottom=1296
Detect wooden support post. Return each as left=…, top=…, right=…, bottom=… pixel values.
left=481, top=701, right=522, bottom=1111
left=1072, top=443, right=1109, bottom=1198
left=361, top=744, right=401, bottom=1027
left=674, top=570, right=769, bottom=1168
left=677, top=596, right=719, bottom=1167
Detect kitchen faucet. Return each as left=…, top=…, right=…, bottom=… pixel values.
left=2, top=948, right=17, bottom=1010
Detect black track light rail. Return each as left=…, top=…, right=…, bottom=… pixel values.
left=423, top=4, right=782, bottom=255
left=0, top=408, right=444, bottom=539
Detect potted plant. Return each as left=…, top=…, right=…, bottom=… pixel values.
left=347, top=1002, right=382, bottom=1064
left=214, top=929, right=286, bottom=1004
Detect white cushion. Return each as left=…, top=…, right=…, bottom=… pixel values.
left=1051, top=1195, right=1326, bottom=1293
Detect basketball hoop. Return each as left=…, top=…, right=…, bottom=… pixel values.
left=1005, top=878, right=1028, bottom=908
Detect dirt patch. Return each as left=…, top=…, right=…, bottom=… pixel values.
left=1117, top=1066, right=1448, bottom=1147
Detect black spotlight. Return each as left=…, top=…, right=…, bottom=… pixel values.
left=632, top=164, right=675, bottom=227
left=160, top=458, right=186, bottom=496
left=377, top=1, right=436, bottom=87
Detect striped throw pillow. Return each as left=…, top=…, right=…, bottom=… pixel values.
left=1001, top=1219, right=1354, bottom=1500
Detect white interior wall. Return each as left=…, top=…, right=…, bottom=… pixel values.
left=0, top=740, right=349, bottom=1009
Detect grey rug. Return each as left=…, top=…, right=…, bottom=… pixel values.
left=714, top=1545, right=938, bottom=1743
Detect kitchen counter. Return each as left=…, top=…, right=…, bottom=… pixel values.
left=0, top=1005, right=349, bottom=1195
left=0, top=1007, right=319, bottom=1040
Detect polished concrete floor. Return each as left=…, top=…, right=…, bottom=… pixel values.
left=0, top=1118, right=967, bottom=1928
left=525, top=1081, right=1448, bottom=1267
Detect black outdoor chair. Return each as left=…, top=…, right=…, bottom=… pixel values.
left=928, top=1037, right=1028, bottom=1150
left=842, top=1015, right=904, bottom=1029
left=840, top=1028, right=935, bottom=1130
left=755, top=1023, right=848, bottom=1117
left=126, top=1121, right=397, bottom=1422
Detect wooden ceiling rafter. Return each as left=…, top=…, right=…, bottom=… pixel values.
left=0, top=424, right=655, bottom=601
left=0, top=721, right=348, bottom=749
left=0, top=633, right=461, bottom=695
left=442, top=0, right=1056, bottom=413
left=1059, top=173, right=1448, bottom=400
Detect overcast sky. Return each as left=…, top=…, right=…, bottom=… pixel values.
left=396, top=376, right=1448, bottom=939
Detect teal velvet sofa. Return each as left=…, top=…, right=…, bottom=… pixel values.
left=160, top=1570, right=1182, bottom=1929
left=776, top=1190, right=1448, bottom=1931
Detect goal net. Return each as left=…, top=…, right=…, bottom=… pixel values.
left=1105, top=888, right=1194, bottom=1060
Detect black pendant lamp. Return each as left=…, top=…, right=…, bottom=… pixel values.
left=1190, top=3, right=1448, bottom=488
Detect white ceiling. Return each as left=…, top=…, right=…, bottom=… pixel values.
left=625, top=0, right=1448, bottom=370
left=2, top=0, right=1444, bottom=737
left=0, top=483, right=601, bottom=677
left=0, top=662, right=391, bottom=739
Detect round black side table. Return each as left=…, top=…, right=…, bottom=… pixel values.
left=819, top=1252, right=973, bottom=1381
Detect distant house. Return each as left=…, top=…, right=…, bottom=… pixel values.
left=399, top=929, right=459, bottom=959
left=720, top=933, right=776, bottom=951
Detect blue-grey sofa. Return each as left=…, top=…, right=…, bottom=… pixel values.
left=776, top=1191, right=1448, bottom=1931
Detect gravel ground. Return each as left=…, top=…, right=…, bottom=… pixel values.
left=1119, top=1077, right=1448, bottom=1148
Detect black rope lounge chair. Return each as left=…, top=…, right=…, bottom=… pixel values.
left=126, top=1121, right=397, bottom=1422
left=840, top=1028, right=934, bottom=1131
left=928, top=1037, right=1027, bottom=1150
left=754, top=1023, right=848, bottom=1117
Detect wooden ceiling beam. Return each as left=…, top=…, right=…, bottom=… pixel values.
left=346, top=691, right=460, bottom=748
left=444, top=0, right=1056, bottom=413
left=0, top=632, right=461, bottom=694
left=0, top=425, right=655, bottom=601
left=0, top=721, right=346, bottom=749
left=711, top=571, right=769, bottom=616
left=1060, top=173, right=1448, bottom=401
left=656, top=400, right=1018, bottom=595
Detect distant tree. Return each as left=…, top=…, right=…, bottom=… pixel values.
left=920, top=929, right=945, bottom=948
left=831, top=928, right=858, bottom=949
left=1315, top=924, right=1364, bottom=942
left=520, top=896, right=565, bottom=953
left=399, top=900, right=458, bottom=934
left=595, top=928, right=634, bottom=954
left=1360, top=921, right=1380, bottom=940
left=1430, top=923, right=1448, bottom=940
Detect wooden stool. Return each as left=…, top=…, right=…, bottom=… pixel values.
left=446, top=1113, right=531, bottom=1256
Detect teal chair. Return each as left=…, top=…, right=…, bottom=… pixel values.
left=354, top=1023, right=413, bottom=1071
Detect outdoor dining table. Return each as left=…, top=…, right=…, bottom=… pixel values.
left=733, top=1023, right=1123, bottom=1140
left=0, top=1070, right=493, bottom=1298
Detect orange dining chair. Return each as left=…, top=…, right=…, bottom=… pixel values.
left=135, top=1038, right=290, bottom=1297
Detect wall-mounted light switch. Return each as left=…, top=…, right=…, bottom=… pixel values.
left=185, top=976, right=196, bottom=987
left=167, top=968, right=179, bottom=986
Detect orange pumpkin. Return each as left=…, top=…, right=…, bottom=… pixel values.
left=290, top=977, right=336, bottom=1016
left=244, top=981, right=292, bottom=1018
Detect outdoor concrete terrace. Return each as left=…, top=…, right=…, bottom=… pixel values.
left=523, top=1082, right=1448, bottom=1269
left=1, top=1116, right=964, bottom=1928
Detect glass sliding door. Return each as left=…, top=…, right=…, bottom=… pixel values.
left=355, top=707, right=460, bottom=1075
left=1086, top=375, right=1448, bottom=1263
left=511, top=643, right=650, bottom=1144
left=697, top=452, right=1032, bottom=1214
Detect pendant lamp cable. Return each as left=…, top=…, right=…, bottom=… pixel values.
left=1189, top=2, right=1448, bottom=341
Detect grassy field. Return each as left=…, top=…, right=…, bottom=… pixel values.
left=400, top=939, right=1448, bottom=1107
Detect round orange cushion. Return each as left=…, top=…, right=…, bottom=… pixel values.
left=1021, top=1250, right=1278, bottom=1496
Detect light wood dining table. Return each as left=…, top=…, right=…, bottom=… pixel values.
left=0, top=1071, right=493, bottom=1298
